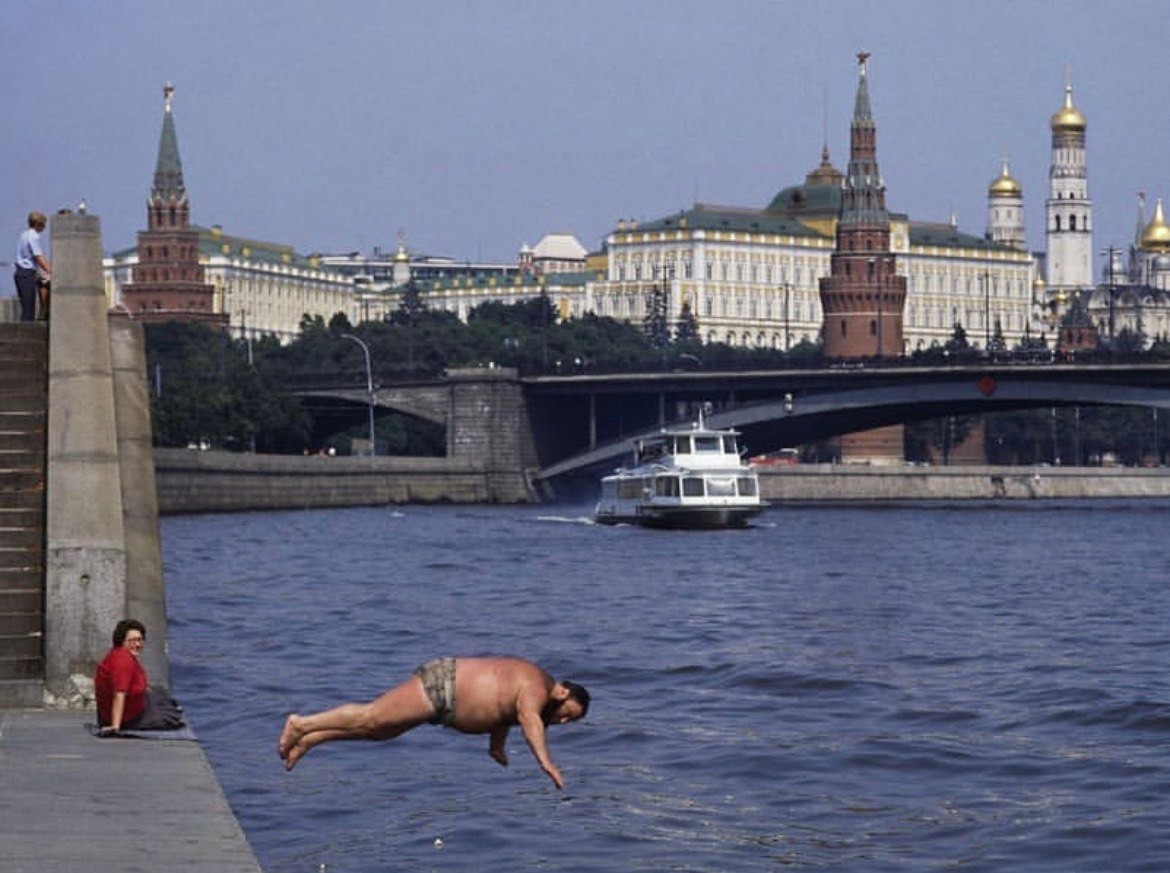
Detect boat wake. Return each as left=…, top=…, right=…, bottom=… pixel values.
left=536, top=515, right=596, bottom=525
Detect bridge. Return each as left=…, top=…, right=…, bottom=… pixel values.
left=293, top=361, right=1170, bottom=482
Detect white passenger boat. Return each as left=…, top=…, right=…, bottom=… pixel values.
left=594, top=412, right=766, bottom=529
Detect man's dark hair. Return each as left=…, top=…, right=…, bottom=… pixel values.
left=562, top=681, right=590, bottom=717
left=112, top=619, right=146, bottom=646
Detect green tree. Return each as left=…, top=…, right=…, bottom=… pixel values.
left=675, top=300, right=700, bottom=343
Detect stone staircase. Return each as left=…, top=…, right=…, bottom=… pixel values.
left=0, top=322, right=48, bottom=706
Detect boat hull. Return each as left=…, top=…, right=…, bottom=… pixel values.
left=594, top=504, right=764, bottom=530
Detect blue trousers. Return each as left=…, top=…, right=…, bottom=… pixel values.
left=13, top=268, right=38, bottom=321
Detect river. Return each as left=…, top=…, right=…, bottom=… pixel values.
left=162, top=500, right=1170, bottom=872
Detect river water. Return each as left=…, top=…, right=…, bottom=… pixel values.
left=162, top=500, right=1170, bottom=872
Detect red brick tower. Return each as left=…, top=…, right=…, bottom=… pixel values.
left=819, top=53, right=907, bottom=463
left=119, top=84, right=225, bottom=325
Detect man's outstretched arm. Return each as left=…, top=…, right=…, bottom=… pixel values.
left=516, top=694, right=564, bottom=789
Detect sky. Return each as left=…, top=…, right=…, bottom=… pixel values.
left=7, top=1, right=1170, bottom=277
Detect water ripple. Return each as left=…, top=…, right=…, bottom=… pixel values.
left=163, top=501, right=1170, bottom=872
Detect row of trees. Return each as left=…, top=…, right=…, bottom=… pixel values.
left=143, top=292, right=1170, bottom=464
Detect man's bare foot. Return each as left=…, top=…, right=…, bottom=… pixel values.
left=278, top=714, right=303, bottom=761
left=284, top=739, right=309, bottom=771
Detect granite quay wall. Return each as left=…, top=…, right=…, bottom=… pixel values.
left=155, top=449, right=537, bottom=514
left=757, top=464, right=1170, bottom=500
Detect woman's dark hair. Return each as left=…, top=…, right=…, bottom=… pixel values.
left=562, top=681, right=591, bottom=717
left=112, top=619, right=146, bottom=646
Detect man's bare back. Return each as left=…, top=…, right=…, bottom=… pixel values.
left=277, top=656, right=590, bottom=789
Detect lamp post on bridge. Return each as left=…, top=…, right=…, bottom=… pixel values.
left=340, top=333, right=376, bottom=457
left=982, top=270, right=991, bottom=351
left=783, top=283, right=792, bottom=352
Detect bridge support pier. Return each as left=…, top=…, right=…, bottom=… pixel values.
left=446, top=368, right=539, bottom=502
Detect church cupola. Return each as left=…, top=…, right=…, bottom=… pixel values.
left=987, top=158, right=1026, bottom=250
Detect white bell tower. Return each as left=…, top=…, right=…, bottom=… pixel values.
left=1045, top=82, right=1093, bottom=291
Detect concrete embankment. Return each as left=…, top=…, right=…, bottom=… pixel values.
left=756, top=463, right=1170, bottom=500
left=0, top=710, right=262, bottom=872
left=155, top=447, right=535, bottom=514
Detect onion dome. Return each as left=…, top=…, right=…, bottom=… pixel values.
left=988, top=159, right=1022, bottom=198
left=1050, top=85, right=1087, bottom=132
left=1140, top=199, right=1170, bottom=252
left=1154, top=253, right=1170, bottom=272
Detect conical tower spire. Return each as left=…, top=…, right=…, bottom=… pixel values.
left=853, top=51, right=873, bottom=122
left=151, top=83, right=187, bottom=206
left=841, top=51, right=887, bottom=228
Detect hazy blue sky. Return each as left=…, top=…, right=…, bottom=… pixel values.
left=7, top=1, right=1169, bottom=276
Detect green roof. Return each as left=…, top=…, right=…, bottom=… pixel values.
left=908, top=222, right=1013, bottom=252
left=633, top=205, right=824, bottom=238
left=107, top=226, right=347, bottom=273
left=766, top=181, right=842, bottom=216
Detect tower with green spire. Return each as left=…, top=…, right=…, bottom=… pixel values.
left=818, top=52, right=908, bottom=462
left=120, top=84, right=224, bottom=325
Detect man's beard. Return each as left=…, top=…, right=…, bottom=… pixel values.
left=541, top=699, right=561, bottom=724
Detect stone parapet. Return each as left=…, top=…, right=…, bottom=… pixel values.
left=757, top=464, right=1170, bottom=500
left=155, top=449, right=536, bottom=514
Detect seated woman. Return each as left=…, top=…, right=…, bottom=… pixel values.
left=94, top=619, right=184, bottom=733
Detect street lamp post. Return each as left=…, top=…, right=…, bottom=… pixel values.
left=783, top=283, right=792, bottom=352
left=983, top=270, right=991, bottom=350
left=340, top=333, right=376, bottom=457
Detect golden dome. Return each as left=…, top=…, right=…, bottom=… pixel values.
left=1050, top=85, right=1086, bottom=132
left=988, top=159, right=1022, bottom=198
left=1139, top=198, right=1170, bottom=252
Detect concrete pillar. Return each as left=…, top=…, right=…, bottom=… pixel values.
left=45, top=213, right=128, bottom=700
left=445, top=367, right=537, bottom=501
left=109, top=313, right=169, bottom=690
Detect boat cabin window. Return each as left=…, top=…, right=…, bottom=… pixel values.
left=682, top=477, right=705, bottom=496
left=694, top=436, right=721, bottom=453
left=673, top=436, right=691, bottom=454
left=654, top=476, right=680, bottom=497
left=618, top=479, right=645, bottom=499
left=722, top=435, right=739, bottom=454
left=601, top=481, right=617, bottom=499
left=737, top=477, right=757, bottom=496
left=707, top=477, right=736, bottom=496
left=637, top=439, right=668, bottom=463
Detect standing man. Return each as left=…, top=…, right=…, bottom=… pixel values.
left=14, top=211, right=51, bottom=321
left=278, top=656, right=590, bottom=789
